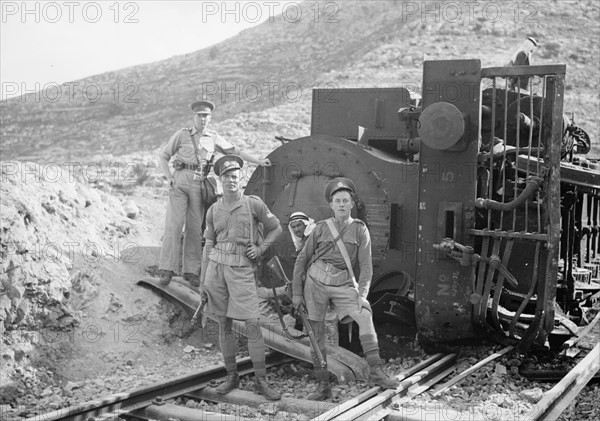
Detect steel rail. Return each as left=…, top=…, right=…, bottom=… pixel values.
left=312, top=353, right=456, bottom=421
left=28, top=353, right=289, bottom=421
left=524, top=341, right=600, bottom=421
left=432, top=345, right=514, bottom=396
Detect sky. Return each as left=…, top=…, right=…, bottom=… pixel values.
left=1, top=1, right=298, bottom=100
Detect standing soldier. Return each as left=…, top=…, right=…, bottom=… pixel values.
left=292, top=178, right=399, bottom=400
left=158, top=100, right=270, bottom=286
left=200, top=154, right=283, bottom=400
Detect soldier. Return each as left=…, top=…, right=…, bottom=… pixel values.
left=292, top=178, right=399, bottom=400
left=200, top=154, right=283, bottom=401
left=158, top=100, right=270, bottom=286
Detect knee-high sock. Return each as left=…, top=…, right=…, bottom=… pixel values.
left=219, top=319, right=237, bottom=373
left=309, top=319, right=328, bottom=380
left=245, top=319, right=266, bottom=378
left=360, top=334, right=381, bottom=368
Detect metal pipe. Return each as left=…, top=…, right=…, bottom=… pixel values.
left=475, top=176, right=543, bottom=211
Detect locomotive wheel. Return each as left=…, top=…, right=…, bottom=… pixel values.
left=369, top=272, right=415, bottom=326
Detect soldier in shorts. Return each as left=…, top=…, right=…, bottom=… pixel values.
left=292, top=178, right=399, bottom=400
left=200, top=154, right=283, bottom=401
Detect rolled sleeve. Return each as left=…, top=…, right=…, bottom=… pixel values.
left=203, top=206, right=216, bottom=241
left=214, top=134, right=236, bottom=155
left=160, top=130, right=183, bottom=161
left=251, top=198, right=280, bottom=232
left=356, top=224, right=373, bottom=298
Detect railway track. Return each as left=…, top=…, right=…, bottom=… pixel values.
left=32, top=281, right=598, bottom=421
left=30, top=340, right=599, bottom=420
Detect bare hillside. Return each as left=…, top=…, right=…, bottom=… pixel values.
left=1, top=0, right=598, bottom=161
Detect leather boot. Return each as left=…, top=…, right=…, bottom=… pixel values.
left=307, top=367, right=331, bottom=400
left=254, top=376, right=281, bottom=401
left=369, top=365, right=399, bottom=389
left=307, top=380, right=331, bottom=400
left=159, top=270, right=173, bottom=286
left=184, top=272, right=200, bottom=287
left=215, top=372, right=239, bottom=394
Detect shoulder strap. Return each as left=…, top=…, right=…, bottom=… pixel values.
left=245, top=196, right=254, bottom=245
left=188, top=131, right=201, bottom=166
left=325, top=219, right=356, bottom=283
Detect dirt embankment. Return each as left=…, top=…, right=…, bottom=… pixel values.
left=0, top=161, right=221, bottom=418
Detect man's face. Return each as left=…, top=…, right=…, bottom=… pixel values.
left=220, top=169, right=241, bottom=194
left=194, top=108, right=212, bottom=131
left=329, top=190, right=353, bottom=218
left=290, top=220, right=306, bottom=238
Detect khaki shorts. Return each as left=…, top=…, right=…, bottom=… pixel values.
left=204, top=261, right=260, bottom=320
left=304, top=262, right=360, bottom=322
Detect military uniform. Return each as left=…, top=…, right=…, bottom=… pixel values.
left=203, top=195, right=280, bottom=320
left=201, top=154, right=283, bottom=401
left=158, top=122, right=235, bottom=277
left=292, top=177, right=398, bottom=400
left=293, top=218, right=372, bottom=322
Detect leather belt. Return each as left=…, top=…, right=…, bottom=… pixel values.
left=314, top=259, right=347, bottom=274
left=181, top=163, right=200, bottom=171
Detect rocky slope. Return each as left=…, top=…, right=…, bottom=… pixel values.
left=1, top=0, right=598, bottom=162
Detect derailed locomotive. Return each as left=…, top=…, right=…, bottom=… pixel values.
left=245, top=59, right=599, bottom=351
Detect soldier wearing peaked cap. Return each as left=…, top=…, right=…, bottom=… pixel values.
left=157, top=101, right=271, bottom=287
left=200, top=154, right=283, bottom=401
left=292, top=177, right=399, bottom=400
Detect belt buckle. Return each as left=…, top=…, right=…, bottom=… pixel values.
left=193, top=169, right=204, bottom=181
left=194, top=163, right=206, bottom=181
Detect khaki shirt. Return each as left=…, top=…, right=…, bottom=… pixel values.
left=204, top=195, right=281, bottom=267
left=159, top=127, right=235, bottom=166
left=292, top=218, right=372, bottom=297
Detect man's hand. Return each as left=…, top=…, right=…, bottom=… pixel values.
left=358, top=296, right=370, bottom=313
left=292, top=295, right=304, bottom=310
left=246, top=244, right=262, bottom=260
left=199, top=285, right=207, bottom=301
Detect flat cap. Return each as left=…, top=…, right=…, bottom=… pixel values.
left=325, top=177, right=356, bottom=201
left=214, top=154, right=244, bottom=176
left=190, top=100, right=215, bottom=113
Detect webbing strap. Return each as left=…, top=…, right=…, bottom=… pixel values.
left=325, top=219, right=357, bottom=287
